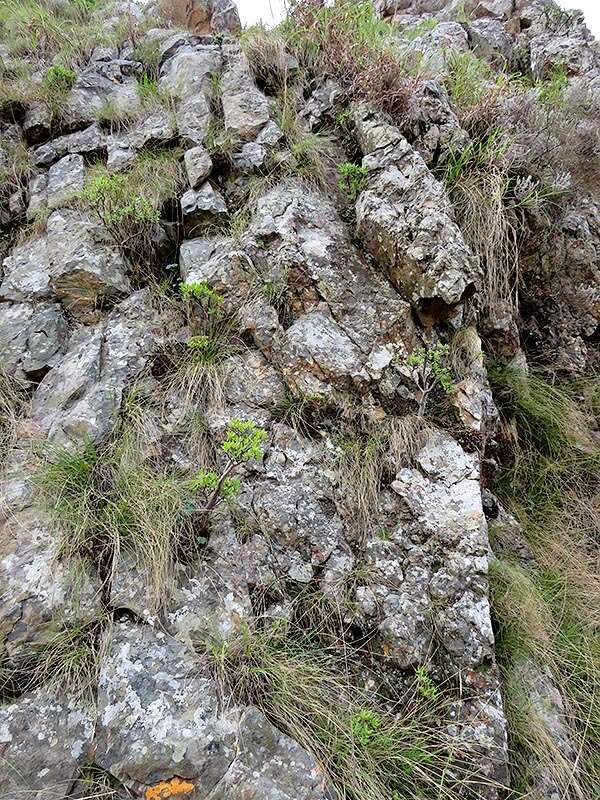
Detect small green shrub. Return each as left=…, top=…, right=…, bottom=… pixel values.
left=535, top=66, right=568, bottom=108
left=337, top=161, right=368, bottom=201
left=80, top=150, right=183, bottom=276
left=180, top=280, right=223, bottom=313
left=405, top=344, right=454, bottom=415
left=44, top=64, right=76, bottom=93
left=350, top=708, right=382, bottom=747
left=415, top=665, right=439, bottom=702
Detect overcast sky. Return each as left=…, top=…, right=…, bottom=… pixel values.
left=236, top=0, right=600, bottom=37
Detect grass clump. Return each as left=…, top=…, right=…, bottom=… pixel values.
left=0, top=618, right=107, bottom=700
left=0, top=370, right=27, bottom=466
left=203, top=605, right=476, bottom=800
left=37, top=414, right=267, bottom=610
left=490, top=365, right=600, bottom=796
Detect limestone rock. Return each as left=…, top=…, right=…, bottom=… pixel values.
left=0, top=688, right=94, bottom=800
left=47, top=153, right=85, bottom=210
left=184, top=144, right=213, bottom=189
left=31, top=290, right=168, bottom=446
left=0, top=301, right=68, bottom=383
left=46, top=209, right=131, bottom=320
left=181, top=183, right=228, bottom=235
left=221, top=45, right=270, bottom=143
left=353, top=104, right=479, bottom=322
left=0, top=509, right=102, bottom=665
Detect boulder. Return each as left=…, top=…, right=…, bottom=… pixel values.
left=46, top=153, right=85, bottom=210
left=0, top=688, right=94, bottom=800
left=184, top=144, right=213, bottom=189
left=46, top=209, right=131, bottom=320
left=353, top=104, right=479, bottom=323
left=181, top=183, right=228, bottom=235
left=0, top=301, right=68, bottom=383
left=221, top=45, right=270, bottom=143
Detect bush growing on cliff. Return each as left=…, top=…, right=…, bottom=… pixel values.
left=37, top=415, right=267, bottom=610
left=80, top=148, right=183, bottom=278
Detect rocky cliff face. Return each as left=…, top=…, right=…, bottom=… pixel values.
left=0, top=1, right=598, bottom=799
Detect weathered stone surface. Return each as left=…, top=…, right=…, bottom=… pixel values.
left=0, top=235, right=51, bottom=302
left=388, top=432, right=494, bottom=668
left=31, top=290, right=168, bottom=446
left=33, top=124, right=105, bottom=167
left=405, top=20, right=469, bottom=73
left=95, top=621, right=238, bottom=794
left=221, top=45, right=270, bottom=143
left=353, top=104, right=479, bottom=321
left=66, top=65, right=142, bottom=127
left=46, top=209, right=131, bottom=320
left=249, top=424, right=344, bottom=582
left=181, top=182, right=228, bottom=235
left=0, top=688, right=94, bottom=800
left=205, top=706, right=327, bottom=800
left=47, top=153, right=85, bottom=210
left=0, top=301, right=68, bottom=383
left=0, top=509, right=102, bottom=664
left=184, top=144, right=213, bottom=189
left=247, top=180, right=417, bottom=388
left=468, top=18, right=514, bottom=64
left=22, top=101, right=52, bottom=144
left=404, top=80, right=469, bottom=165
left=188, top=0, right=242, bottom=34
left=159, top=43, right=221, bottom=100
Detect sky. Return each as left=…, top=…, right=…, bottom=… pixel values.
left=236, top=0, right=600, bottom=37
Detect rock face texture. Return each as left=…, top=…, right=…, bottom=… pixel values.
left=0, top=1, right=598, bottom=799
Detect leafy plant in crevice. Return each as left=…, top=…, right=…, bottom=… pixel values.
left=489, top=365, right=600, bottom=796
left=188, top=419, right=268, bottom=530
left=36, top=411, right=267, bottom=611
left=80, top=148, right=184, bottom=280
left=202, top=602, right=484, bottom=800
left=163, top=281, right=243, bottom=409
left=337, top=161, right=368, bottom=201
left=405, top=344, right=455, bottom=416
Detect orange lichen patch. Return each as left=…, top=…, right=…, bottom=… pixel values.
left=145, top=777, right=195, bottom=799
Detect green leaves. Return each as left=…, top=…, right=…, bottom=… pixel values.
left=406, top=344, right=454, bottom=395
left=44, top=64, right=76, bottom=92
left=180, top=281, right=224, bottom=314
left=337, top=161, right=368, bottom=201
left=189, top=469, right=241, bottom=499
left=221, top=420, right=268, bottom=464
left=350, top=708, right=382, bottom=747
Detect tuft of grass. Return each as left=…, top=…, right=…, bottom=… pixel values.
left=283, top=0, right=419, bottom=121
left=0, top=370, right=28, bottom=467
left=441, top=128, right=518, bottom=320
left=202, top=603, right=479, bottom=800
left=36, top=419, right=202, bottom=610
left=0, top=617, right=108, bottom=701
left=490, top=365, right=600, bottom=795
